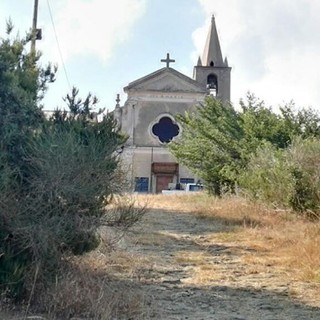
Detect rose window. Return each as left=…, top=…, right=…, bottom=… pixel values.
left=152, top=116, right=179, bottom=143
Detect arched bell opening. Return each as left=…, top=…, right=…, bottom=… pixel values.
left=207, top=73, right=218, bottom=96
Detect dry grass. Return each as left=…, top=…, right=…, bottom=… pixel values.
left=1, top=258, right=149, bottom=320
left=5, top=193, right=319, bottom=318
left=1, top=196, right=150, bottom=320
left=32, top=261, right=148, bottom=320
left=133, top=232, right=175, bottom=246
left=26, top=247, right=151, bottom=320
left=175, top=251, right=220, bottom=284
left=137, top=193, right=279, bottom=227
left=235, top=220, right=320, bottom=283
left=138, top=193, right=320, bottom=284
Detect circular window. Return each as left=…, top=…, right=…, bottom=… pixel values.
left=151, top=116, right=179, bottom=143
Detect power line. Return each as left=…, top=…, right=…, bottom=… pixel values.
left=46, top=0, right=72, bottom=90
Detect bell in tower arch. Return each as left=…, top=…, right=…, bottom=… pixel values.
left=207, top=74, right=218, bottom=96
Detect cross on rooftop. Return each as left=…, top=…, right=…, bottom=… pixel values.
left=114, top=94, right=121, bottom=108
left=116, top=93, right=120, bottom=105
left=161, top=53, right=175, bottom=68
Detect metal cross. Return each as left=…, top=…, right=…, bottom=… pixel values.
left=161, top=53, right=175, bottom=68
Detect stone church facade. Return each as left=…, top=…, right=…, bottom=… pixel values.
left=113, top=16, right=231, bottom=193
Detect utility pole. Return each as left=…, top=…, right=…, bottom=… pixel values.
left=31, top=0, right=40, bottom=54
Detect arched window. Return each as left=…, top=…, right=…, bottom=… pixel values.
left=152, top=116, right=179, bottom=143
left=207, top=74, right=218, bottom=96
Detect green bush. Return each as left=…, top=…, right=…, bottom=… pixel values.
left=1, top=102, right=131, bottom=296
left=240, top=142, right=294, bottom=208
left=288, top=138, right=320, bottom=216
left=240, top=138, right=320, bottom=218
left=0, top=24, right=136, bottom=299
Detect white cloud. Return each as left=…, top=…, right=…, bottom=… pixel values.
left=253, top=51, right=320, bottom=109
left=39, top=0, right=146, bottom=65
left=194, top=0, right=320, bottom=109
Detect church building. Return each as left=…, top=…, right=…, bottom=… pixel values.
left=113, top=15, right=231, bottom=193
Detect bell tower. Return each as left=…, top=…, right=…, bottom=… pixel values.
left=193, top=15, right=231, bottom=102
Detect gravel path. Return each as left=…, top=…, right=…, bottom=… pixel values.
left=123, top=207, right=320, bottom=320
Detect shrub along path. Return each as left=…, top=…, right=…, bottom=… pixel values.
left=120, top=197, right=320, bottom=320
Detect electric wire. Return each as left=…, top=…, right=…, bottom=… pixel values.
left=46, top=0, right=72, bottom=90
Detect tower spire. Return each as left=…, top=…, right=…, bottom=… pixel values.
left=201, top=14, right=224, bottom=67
left=193, top=14, right=231, bottom=102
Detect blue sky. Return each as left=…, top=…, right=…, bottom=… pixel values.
left=1, top=0, right=320, bottom=112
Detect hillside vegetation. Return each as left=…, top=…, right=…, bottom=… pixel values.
left=170, top=95, right=320, bottom=218
left=3, top=193, right=319, bottom=319
left=1, top=20, right=320, bottom=319
left=0, top=22, right=142, bottom=306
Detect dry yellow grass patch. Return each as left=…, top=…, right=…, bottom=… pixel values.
left=175, top=250, right=213, bottom=265
left=82, top=247, right=151, bottom=280
left=138, top=193, right=280, bottom=226
left=232, top=221, right=320, bottom=283
left=273, top=224, right=320, bottom=281
left=137, top=194, right=320, bottom=285
left=175, top=251, right=220, bottom=284
left=136, top=193, right=223, bottom=213
left=35, top=260, right=148, bottom=320
left=134, top=232, right=175, bottom=246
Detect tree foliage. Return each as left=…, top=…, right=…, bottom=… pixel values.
left=169, top=96, right=243, bottom=194
left=169, top=93, right=320, bottom=196
left=0, top=21, right=56, bottom=190
left=0, top=24, right=130, bottom=299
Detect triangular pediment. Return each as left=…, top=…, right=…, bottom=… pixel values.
left=124, top=68, right=206, bottom=94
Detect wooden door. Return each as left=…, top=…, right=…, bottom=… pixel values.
left=156, top=175, right=173, bottom=193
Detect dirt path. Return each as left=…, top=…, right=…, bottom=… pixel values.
left=120, top=207, right=320, bottom=320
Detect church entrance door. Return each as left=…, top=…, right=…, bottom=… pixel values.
left=156, top=175, right=173, bottom=193
left=152, top=162, right=178, bottom=194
